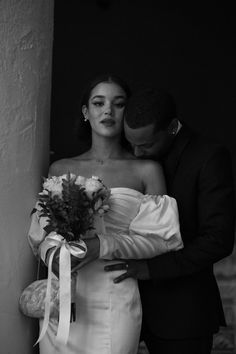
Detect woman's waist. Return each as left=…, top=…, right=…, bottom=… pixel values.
left=76, top=259, right=138, bottom=301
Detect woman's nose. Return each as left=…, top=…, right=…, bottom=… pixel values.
left=104, top=103, right=113, bottom=115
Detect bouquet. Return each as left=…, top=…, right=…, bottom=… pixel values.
left=36, top=173, right=110, bottom=345
left=38, top=173, right=110, bottom=241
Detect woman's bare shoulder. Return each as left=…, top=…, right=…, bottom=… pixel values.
left=49, top=157, right=82, bottom=176
left=131, top=158, right=163, bottom=175
left=131, top=159, right=166, bottom=194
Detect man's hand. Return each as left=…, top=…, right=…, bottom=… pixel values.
left=72, top=234, right=100, bottom=272
left=104, top=259, right=150, bottom=283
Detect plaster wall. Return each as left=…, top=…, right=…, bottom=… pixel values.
left=0, top=1, right=54, bottom=353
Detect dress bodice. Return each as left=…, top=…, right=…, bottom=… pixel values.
left=28, top=186, right=183, bottom=354
left=104, top=188, right=144, bottom=233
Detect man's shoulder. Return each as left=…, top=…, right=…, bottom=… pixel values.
left=191, top=135, right=228, bottom=161
left=181, top=124, right=228, bottom=156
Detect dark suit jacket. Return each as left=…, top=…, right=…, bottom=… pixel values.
left=139, top=123, right=235, bottom=339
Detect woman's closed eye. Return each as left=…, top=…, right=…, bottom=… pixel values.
left=114, top=101, right=126, bottom=108
left=93, top=101, right=104, bottom=107
left=92, top=101, right=125, bottom=109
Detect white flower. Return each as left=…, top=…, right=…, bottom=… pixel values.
left=42, top=174, right=75, bottom=197
left=84, top=177, right=103, bottom=199
left=43, top=176, right=64, bottom=197
left=75, top=175, right=86, bottom=186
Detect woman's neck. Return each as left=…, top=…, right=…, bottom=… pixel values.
left=88, top=134, right=125, bottom=161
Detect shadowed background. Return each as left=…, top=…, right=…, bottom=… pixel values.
left=50, top=0, right=235, bottom=183
left=50, top=1, right=236, bottom=352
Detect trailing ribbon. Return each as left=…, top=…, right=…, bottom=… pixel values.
left=35, top=233, right=87, bottom=346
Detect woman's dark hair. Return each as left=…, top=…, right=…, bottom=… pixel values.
left=125, top=88, right=177, bottom=131
left=76, top=73, right=132, bottom=152
left=80, top=73, right=131, bottom=108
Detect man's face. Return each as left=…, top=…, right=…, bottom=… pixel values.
left=124, top=120, right=172, bottom=160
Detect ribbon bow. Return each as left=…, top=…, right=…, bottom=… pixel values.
left=35, top=233, right=87, bottom=346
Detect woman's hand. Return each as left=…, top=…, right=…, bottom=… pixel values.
left=45, top=247, right=59, bottom=278
left=71, top=254, right=82, bottom=271
left=72, top=234, right=100, bottom=272
left=44, top=232, right=100, bottom=276
left=46, top=247, right=83, bottom=278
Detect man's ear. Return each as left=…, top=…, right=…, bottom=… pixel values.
left=123, top=118, right=131, bottom=138
left=123, top=118, right=130, bottom=130
left=167, top=118, right=179, bottom=136
left=82, top=105, right=88, bottom=121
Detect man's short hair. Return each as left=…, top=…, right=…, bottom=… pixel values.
left=125, top=88, right=177, bottom=131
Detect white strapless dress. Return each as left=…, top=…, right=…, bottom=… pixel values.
left=28, top=188, right=183, bottom=354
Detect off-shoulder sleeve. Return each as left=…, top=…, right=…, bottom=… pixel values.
left=98, top=195, right=183, bottom=259
left=28, top=202, right=49, bottom=258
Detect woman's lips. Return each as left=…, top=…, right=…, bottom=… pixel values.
left=100, top=119, right=115, bottom=127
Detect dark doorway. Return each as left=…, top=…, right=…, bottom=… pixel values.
left=50, top=0, right=236, bottom=187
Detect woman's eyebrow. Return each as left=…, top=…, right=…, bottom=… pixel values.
left=91, top=95, right=105, bottom=100
left=114, top=95, right=126, bottom=100
left=91, top=95, right=126, bottom=100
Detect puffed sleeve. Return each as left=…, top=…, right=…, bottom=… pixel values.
left=28, top=202, right=49, bottom=259
left=97, top=195, right=183, bottom=259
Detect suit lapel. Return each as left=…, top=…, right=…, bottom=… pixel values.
left=163, top=124, right=193, bottom=186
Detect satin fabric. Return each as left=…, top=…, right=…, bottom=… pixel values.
left=29, top=188, right=182, bottom=354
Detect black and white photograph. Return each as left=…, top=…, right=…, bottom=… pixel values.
left=0, top=1, right=235, bottom=353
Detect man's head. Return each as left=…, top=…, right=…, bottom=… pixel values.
left=124, top=88, right=178, bottom=159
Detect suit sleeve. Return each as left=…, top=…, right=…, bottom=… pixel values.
left=147, top=146, right=236, bottom=280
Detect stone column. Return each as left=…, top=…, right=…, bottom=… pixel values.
left=0, top=1, right=54, bottom=353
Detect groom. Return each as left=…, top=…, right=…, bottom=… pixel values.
left=104, top=88, right=236, bottom=354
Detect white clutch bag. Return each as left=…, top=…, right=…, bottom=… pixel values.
left=19, top=279, right=59, bottom=319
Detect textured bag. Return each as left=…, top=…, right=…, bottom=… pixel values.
left=19, top=278, right=59, bottom=319
left=19, top=258, right=59, bottom=319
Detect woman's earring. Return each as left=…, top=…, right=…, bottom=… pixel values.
left=167, top=119, right=178, bottom=136
left=84, top=116, right=88, bottom=122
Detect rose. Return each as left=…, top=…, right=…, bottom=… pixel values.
left=42, top=176, right=63, bottom=197
left=75, top=175, right=86, bottom=186
left=84, top=177, right=104, bottom=199
left=42, top=174, right=76, bottom=197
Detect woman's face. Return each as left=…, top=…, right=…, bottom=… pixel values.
left=82, top=82, right=127, bottom=138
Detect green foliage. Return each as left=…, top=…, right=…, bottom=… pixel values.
left=39, top=175, right=94, bottom=241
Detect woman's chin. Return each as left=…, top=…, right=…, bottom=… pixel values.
left=96, top=130, right=122, bottom=139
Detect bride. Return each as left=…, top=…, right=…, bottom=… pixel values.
left=28, top=74, right=183, bottom=354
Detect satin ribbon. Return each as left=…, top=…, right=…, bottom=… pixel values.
left=35, top=233, right=87, bottom=346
